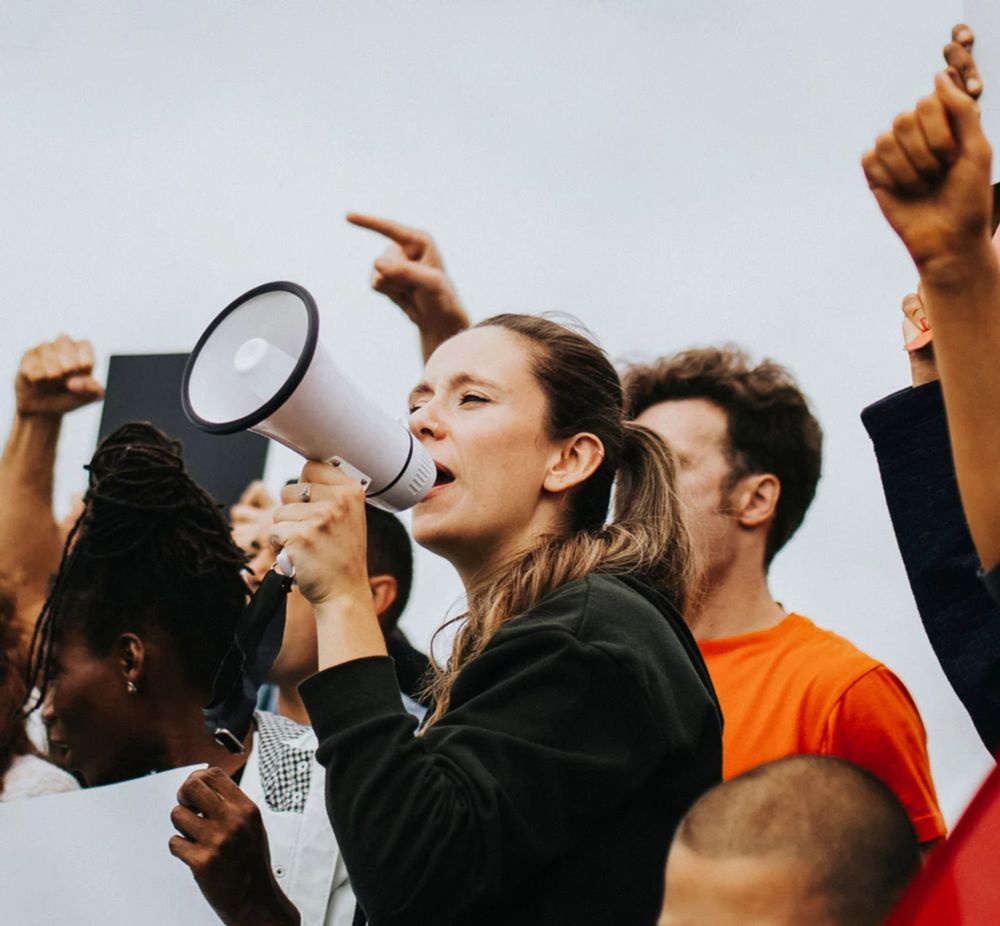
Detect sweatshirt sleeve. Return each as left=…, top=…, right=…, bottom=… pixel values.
left=861, top=382, right=1000, bottom=751
left=299, top=622, right=667, bottom=926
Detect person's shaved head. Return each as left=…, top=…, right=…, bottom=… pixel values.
left=660, top=756, right=919, bottom=926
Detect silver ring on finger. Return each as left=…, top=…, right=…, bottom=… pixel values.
left=299, top=483, right=312, bottom=503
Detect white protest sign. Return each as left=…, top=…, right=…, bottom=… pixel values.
left=0, top=764, right=220, bottom=925
left=965, top=0, right=1000, bottom=181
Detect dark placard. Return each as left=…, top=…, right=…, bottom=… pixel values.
left=98, top=353, right=269, bottom=508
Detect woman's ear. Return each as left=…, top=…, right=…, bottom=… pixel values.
left=116, top=633, right=146, bottom=694
left=543, top=433, right=605, bottom=495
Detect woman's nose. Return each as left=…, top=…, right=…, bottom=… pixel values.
left=40, top=689, right=57, bottom=725
left=409, top=403, right=442, bottom=440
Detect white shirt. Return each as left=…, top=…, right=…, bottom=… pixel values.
left=1, top=753, right=79, bottom=802
left=244, top=711, right=355, bottom=926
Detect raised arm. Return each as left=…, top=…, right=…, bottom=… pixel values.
left=0, top=336, right=103, bottom=644
left=347, top=212, right=470, bottom=362
left=862, top=48, right=1000, bottom=571
left=861, top=291, right=1000, bottom=750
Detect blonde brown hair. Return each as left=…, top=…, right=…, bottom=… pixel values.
left=422, top=314, right=697, bottom=727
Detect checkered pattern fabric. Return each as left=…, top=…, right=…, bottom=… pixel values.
left=254, top=710, right=314, bottom=814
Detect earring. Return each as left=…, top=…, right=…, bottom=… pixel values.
left=126, top=681, right=137, bottom=695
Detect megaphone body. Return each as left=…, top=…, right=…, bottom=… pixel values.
left=182, top=281, right=436, bottom=513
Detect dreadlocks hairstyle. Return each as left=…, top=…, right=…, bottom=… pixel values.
left=421, top=314, right=698, bottom=727
left=24, top=423, right=248, bottom=710
left=1, top=591, right=32, bottom=797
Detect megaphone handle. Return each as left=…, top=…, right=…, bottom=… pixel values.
left=330, top=457, right=372, bottom=492
left=276, top=548, right=295, bottom=577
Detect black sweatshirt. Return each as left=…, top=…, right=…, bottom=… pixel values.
left=300, top=572, right=722, bottom=926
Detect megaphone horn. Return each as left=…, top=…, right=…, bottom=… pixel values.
left=182, top=281, right=435, bottom=512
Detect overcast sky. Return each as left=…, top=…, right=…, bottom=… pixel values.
left=0, top=0, right=991, bottom=822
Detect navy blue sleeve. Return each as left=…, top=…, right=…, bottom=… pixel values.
left=984, top=562, right=1000, bottom=611
left=862, top=381, right=1000, bottom=752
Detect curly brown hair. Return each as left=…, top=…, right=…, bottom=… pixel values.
left=0, top=590, right=32, bottom=797
left=622, top=346, right=822, bottom=566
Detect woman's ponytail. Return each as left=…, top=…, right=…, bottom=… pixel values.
left=612, top=421, right=699, bottom=614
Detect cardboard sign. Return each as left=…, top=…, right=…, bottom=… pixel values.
left=0, top=765, right=220, bottom=924
left=98, top=353, right=268, bottom=508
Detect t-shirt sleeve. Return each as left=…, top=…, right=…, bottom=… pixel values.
left=299, top=627, right=669, bottom=926
left=822, top=665, right=946, bottom=843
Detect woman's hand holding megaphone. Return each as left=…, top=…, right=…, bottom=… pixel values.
left=271, top=461, right=388, bottom=669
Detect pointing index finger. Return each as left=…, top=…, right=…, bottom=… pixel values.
left=346, top=213, right=427, bottom=256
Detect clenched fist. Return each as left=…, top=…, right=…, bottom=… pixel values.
left=15, top=335, right=104, bottom=417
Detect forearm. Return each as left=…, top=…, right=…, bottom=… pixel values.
left=312, top=592, right=388, bottom=670
left=225, top=890, right=301, bottom=926
left=301, top=657, right=475, bottom=924
left=921, top=243, right=1000, bottom=569
left=0, top=413, right=64, bottom=623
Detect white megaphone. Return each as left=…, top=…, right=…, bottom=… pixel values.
left=182, top=281, right=436, bottom=529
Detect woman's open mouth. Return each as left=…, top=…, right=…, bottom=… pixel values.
left=423, top=463, right=455, bottom=499
left=434, top=463, right=455, bottom=487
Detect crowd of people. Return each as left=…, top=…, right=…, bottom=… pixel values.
left=0, top=22, right=998, bottom=926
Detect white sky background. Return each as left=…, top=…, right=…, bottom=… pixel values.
left=0, top=0, right=992, bottom=823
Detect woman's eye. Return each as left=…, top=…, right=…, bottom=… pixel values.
left=408, top=404, right=424, bottom=415
left=459, top=393, right=488, bottom=406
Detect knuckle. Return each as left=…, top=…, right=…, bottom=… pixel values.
left=204, top=766, right=228, bottom=785
left=874, top=132, right=897, bottom=155
left=892, top=111, right=915, bottom=133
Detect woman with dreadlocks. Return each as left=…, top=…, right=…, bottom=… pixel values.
left=270, top=315, right=722, bottom=926
left=27, top=422, right=354, bottom=926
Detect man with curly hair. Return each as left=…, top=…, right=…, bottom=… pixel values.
left=624, top=347, right=945, bottom=847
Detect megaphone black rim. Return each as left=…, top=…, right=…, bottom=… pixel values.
left=182, top=281, right=320, bottom=435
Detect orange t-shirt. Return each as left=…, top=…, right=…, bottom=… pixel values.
left=698, top=613, right=946, bottom=843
